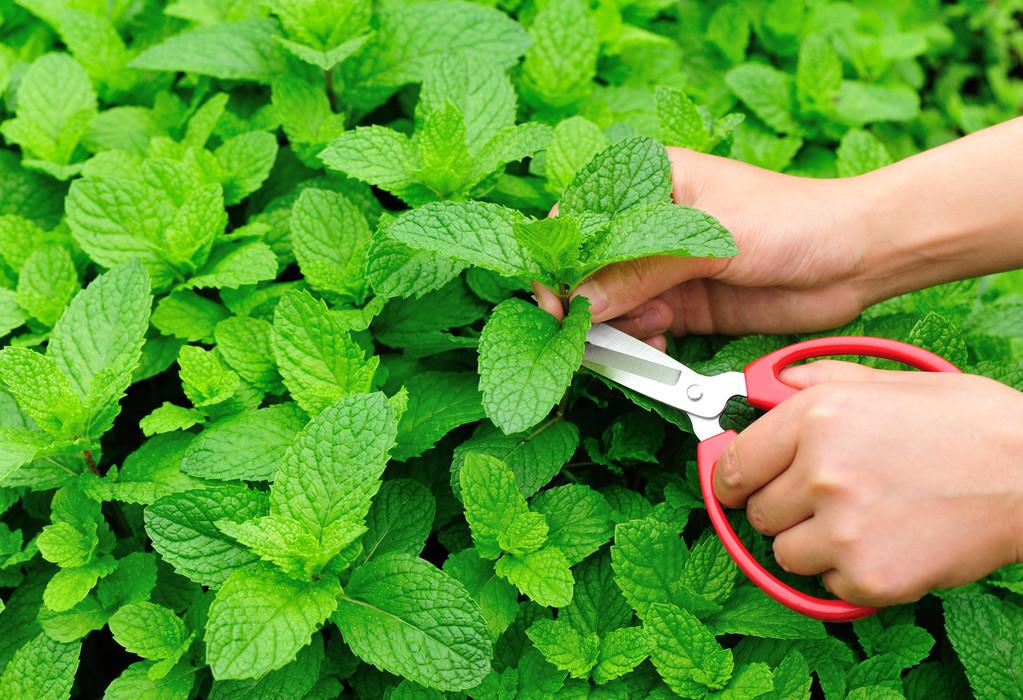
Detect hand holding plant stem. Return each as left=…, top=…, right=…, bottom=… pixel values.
left=536, top=117, right=1023, bottom=606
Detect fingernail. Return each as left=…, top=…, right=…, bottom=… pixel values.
left=573, top=280, right=608, bottom=317
left=636, top=306, right=667, bottom=335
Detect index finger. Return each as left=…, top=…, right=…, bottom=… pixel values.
left=712, top=392, right=805, bottom=508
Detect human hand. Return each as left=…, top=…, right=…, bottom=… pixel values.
left=535, top=147, right=881, bottom=349
left=712, top=360, right=1023, bottom=607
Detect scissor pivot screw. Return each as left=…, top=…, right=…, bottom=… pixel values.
left=686, top=384, right=704, bottom=401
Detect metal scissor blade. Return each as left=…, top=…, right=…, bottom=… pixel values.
left=583, top=323, right=709, bottom=413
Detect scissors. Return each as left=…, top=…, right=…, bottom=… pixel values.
left=582, top=323, right=961, bottom=622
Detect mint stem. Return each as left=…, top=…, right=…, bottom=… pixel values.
left=83, top=450, right=99, bottom=476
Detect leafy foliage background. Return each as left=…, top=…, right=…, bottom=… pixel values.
left=0, top=0, right=1022, bottom=698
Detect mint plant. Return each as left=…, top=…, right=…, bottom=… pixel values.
left=0, top=1, right=1021, bottom=699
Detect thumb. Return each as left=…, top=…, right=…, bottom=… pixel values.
left=572, top=255, right=719, bottom=324
left=780, top=359, right=908, bottom=388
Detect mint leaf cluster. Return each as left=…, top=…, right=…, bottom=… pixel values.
left=0, top=1, right=1021, bottom=699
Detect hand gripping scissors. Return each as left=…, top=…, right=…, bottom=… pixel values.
left=582, top=323, right=961, bottom=622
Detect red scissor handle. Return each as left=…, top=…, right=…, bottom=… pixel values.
left=698, top=336, right=961, bottom=622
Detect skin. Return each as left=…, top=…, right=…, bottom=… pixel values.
left=536, top=116, right=1023, bottom=606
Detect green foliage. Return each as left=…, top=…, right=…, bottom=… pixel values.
left=0, top=1, right=1019, bottom=698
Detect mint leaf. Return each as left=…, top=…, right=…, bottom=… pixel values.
left=593, top=626, right=652, bottom=684
left=292, top=188, right=372, bottom=302
left=359, top=479, right=435, bottom=564
left=152, top=291, right=230, bottom=343
left=271, top=290, right=378, bottom=415
left=108, top=601, right=190, bottom=664
left=270, top=393, right=397, bottom=546
left=385, top=201, right=533, bottom=278
left=560, top=137, right=671, bottom=218
left=130, top=19, right=282, bottom=83
left=144, top=485, right=268, bottom=588
left=206, top=563, right=339, bottom=679
left=796, top=35, right=842, bottom=113
left=520, top=0, right=598, bottom=111
left=543, top=117, right=607, bottom=196
left=706, top=587, right=826, bottom=640
left=526, top=618, right=600, bottom=679
left=442, top=548, right=519, bottom=641
left=334, top=552, right=491, bottom=691
left=460, top=452, right=534, bottom=560
left=610, top=515, right=687, bottom=621
left=726, top=63, right=800, bottom=135
left=0, top=632, right=81, bottom=700
left=646, top=602, right=734, bottom=696
left=393, top=371, right=485, bottom=460
left=478, top=296, right=590, bottom=434
left=214, top=316, right=282, bottom=392
left=181, top=404, right=306, bottom=482
left=15, top=244, right=78, bottom=327
left=451, top=419, right=580, bottom=500
left=493, top=546, right=573, bottom=607
left=530, top=485, right=612, bottom=565
left=0, top=53, right=96, bottom=168
left=836, top=129, right=893, bottom=177
left=944, top=592, right=1023, bottom=700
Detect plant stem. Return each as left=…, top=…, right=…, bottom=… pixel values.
left=83, top=450, right=99, bottom=476
left=325, top=67, right=337, bottom=112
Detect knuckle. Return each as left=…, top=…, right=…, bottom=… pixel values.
left=808, top=461, right=850, bottom=496
left=717, top=443, right=744, bottom=492
left=745, top=497, right=774, bottom=535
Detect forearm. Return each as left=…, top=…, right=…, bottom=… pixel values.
left=852, top=116, right=1023, bottom=303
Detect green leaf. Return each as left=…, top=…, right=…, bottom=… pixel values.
left=103, top=660, right=196, bottom=700
left=0, top=53, right=96, bottom=166
left=764, top=650, right=811, bottom=700
left=834, top=82, right=920, bottom=126
left=216, top=131, right=279, bottom=205
left=139, top=402, right=204, bottom=437
left=178, top=345, right=240, bottom=408
left=38, top=596, right=109, bottom=644
left=530, top=485, right=612, bottom=565
left=0, top=347, right=85, bottom=437
left=216, top=514, right=363, bottom=580
left=442, top=547, right=519, bottom=641
left=593, top=626, right=651, bottom=685
left=944, top=592, right=1023, bottom=700
left=460, top=452, right=533, bottom=559
left=706, top=587, right=826, bottom=640
left=359, top=479, right=435, bottom=563
left=334, top=552, right=491, bottom=691
left=291, top=188, right=372, bottom=301
left=656, top=86, right=712, bottom=152
left=451, top=419, right=579, bottom=500
left=645, top=602, right=733, bottom=696
left=207, top=635, right=323, bottom=700
left=181, top=239, right=278, bottom=291
left=15, top=245, right=78, bottom=327
left=707, top=4, right=750, bottom=64
left=44, top=556, right=117, bottom=612
left=319, top=126, right=422, bottom=203
left=796, top=35, right=843, bottom=113
left=366, top=234, right=466, bottom=300
left=493, top=546, right=573, bottom=607
left=270, top=392, right=398, bottom=546
left=725, top=64, right=800, bottom=135
left=272, top=75, right=345, bottom=154
left=181, top=404, right=307, bottom=482
left=906, top=312, right=968, bottom=366
left=561, top=551, right=632, bottom=638
left=560, top=137, right=671, bottom=218
left=709, top=662, right=774, bottom=699
left=544, top=117, right=607, bottom=197
left=270, top=290, right=379, bottom=415
left=214, top=316, right=282, bottom=391
left=579, top=201, right=737, bottom=276
left=97, top=432, right=205, bottom=504
left=680, top=535, right=738, bottom=605
left=341, top=1, right=529, bottom=109
left=0, top=289, right=27, bottom=337
left=526, top=618, right=600, bottom=679
left=152, top=291, right=230, bottom=343
left=393, top=371, right=485, bottom=460
left=108, top=602, right=190, bottom=661
left=610, top=515, right=687, bottom=621
left=130, top=19, right=282, bottom=83
left=206, top=563, right=340, bottom=679
left=513, top=217, right=582, bottom=285
left=836, top=129, right=893, bottom=177
left=478, top=296, right=590, bottom=434
left=0, top=632, right=81, bottom=700
left=419, top=55, right=516, bottom=149
left=385, top=201, right=534, bottom=278
left=520, top=0, right=598, bottom=110
left=144, top=485, right=269, bottom=588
